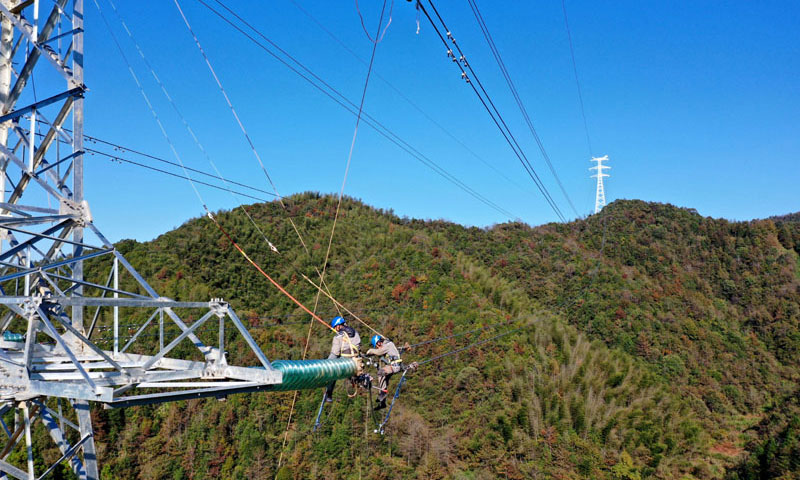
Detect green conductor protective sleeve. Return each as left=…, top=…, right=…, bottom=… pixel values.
left=267, top=358, right=359, bottom=391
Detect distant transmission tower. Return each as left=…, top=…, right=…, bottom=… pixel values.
left=590, top=155, right=610, bottom=214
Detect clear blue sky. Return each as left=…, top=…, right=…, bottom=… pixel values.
left=77, top=0, right=799, bottom=242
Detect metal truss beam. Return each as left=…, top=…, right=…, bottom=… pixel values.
left=0, top=1, right=284, bottom=477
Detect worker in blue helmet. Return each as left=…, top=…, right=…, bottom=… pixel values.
left=365, top=334, right=402, bottom=410
left=323, top=316, right=360, bottom=402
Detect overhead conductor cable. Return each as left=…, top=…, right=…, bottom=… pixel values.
left=107, top=0, right=279, bottom=252
left=288, top=0, right=534, bottom=196
left=467, top=0, right=579, bottom=217
left=199, top=0, right=518, bottom=220
left=92, top=0, right=207, bottom=211
left=97, top=0, right=342, bottom=338
left=281, top=0, right=389, bottom=465
left=176, top=0, right=386, bottom=331
left=418, top=0, right=567, bottom=222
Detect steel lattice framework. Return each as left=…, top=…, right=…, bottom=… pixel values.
left=590, top=155, right=609, bottom=214
left=0, top=2, right=283, bottom=478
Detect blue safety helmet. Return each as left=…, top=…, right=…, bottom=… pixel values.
left=330, top=316, right=346, bottom=328
left=370, top=334, right=383, bottom=348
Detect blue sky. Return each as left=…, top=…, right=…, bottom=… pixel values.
left=77, top=0, right=799, bottom=242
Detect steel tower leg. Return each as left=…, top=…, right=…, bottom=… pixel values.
left=74, top=400, right=97, bottom=480
left=0, top=1, right=282, bottom=476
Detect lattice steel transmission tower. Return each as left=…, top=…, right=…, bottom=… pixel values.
left=590, top=155, right=610, bottom=214
left=0, top=2, right=287, bottom=478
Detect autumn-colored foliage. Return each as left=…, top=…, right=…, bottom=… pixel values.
left=17, top=194, right=796, bottom=479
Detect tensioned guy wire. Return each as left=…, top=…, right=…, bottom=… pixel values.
left=108, top=0, right=279, bottom=251
left=92, top=0, right=208, bottom=210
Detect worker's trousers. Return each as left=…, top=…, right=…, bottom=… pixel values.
left=376, top=364, right=402, bottom=401
left=324, top=351, right=357, bottom=399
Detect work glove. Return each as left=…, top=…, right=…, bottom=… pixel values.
left=403, top=362, right=419, bottom=372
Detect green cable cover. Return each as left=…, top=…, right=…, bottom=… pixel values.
left=266, top=358, right=358, bottom=391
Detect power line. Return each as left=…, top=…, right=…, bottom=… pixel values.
left=466, top=0, right=579, bottom=218
left=424, top=0, right=566, bottom=222
left=560, top=0, right=593, bottom=157
left=86, top=149, right=271, bottom=202
left=92, top=0, right=209, bottom=210
left=24, top=124, right=276, bottom=200
left=287, top=0, right=533, bottom=196
left=84, top=139, right=273, bottom=196
left=107, top=0, right=280, bottom=253
left=418, top=0, right=567, bottom=222
left=197, top=0, right=519, bottom=220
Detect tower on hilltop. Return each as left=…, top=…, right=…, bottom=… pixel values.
left=590, top=155, right=610, bottom=214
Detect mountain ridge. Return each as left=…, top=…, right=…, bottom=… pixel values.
left=58, top=194, right=800, bottom=479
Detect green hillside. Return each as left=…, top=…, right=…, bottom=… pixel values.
left=26, top=194, right=799, bottom=479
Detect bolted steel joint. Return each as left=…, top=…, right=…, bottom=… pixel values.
left=209, top=298, right=229, bottom=318
left=22, top=298, right=42, bottom=318
left=59, top=199, right=93, bottom=227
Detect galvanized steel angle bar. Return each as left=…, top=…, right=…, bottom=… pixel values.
left=107, top=382, right=283, bottom=409
left=0, top=203, right=58, bottom=215
left=0, top=219, right=71, bottom=262
left=34, top=150, right=79, bottom=177
left=21, top=312, right=38, bottom=372
left=38, top=270, right=65, bottom=296
left=0, top=248, right=112, bottom=283
left=27, top=380, right=110, bottom=402
left=119, top=307, right=159, bottom=353
left=46, top=271, right=147, bottom=299
left=45, top=298, right=208, bottom=309
left=36, top=307, right=97, bottom=390
left=92, top=238, right=210, bottom=353
left=141, top=310, right=215, bottom=370
left=46, top=310, right=127, bottom=374
left=2, top=223, right=98, bottom=252
left=31, top=97, right=77, bottom=170
left=41, top=26, right=82, bottom=46
left=0, top=459, right=27, bottom=479
left=0, top=214, right=73, bottom=226
left=0, top=417, right=10, bottom=439
left=0, top=404, right=36, bottom=460
left=0, top=2, right=76, bottom=85
left=30, top=400, right=78, bottom=432
left=2, top=0, right=71, bottom=111
left=0, top=203, right=31, bottom=217
left=20, top=109, right=76, bottom=148
left=0, top=87, right=82, bottom=124
left=37, top=404, right=68, bottom=456
left=35, top=431, right=90, bottom=480
left=8, top=118, right=79, bottom=202
left=85, top=264, right=114, bottom=339
left=0, top=144, right=66, bottom=203
left=73, top=398, right=98, bottom=480
left=225, top=308, right=273, bottom=370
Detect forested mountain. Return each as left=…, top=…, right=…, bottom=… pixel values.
left=24, top=194, right=799, bottom=479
